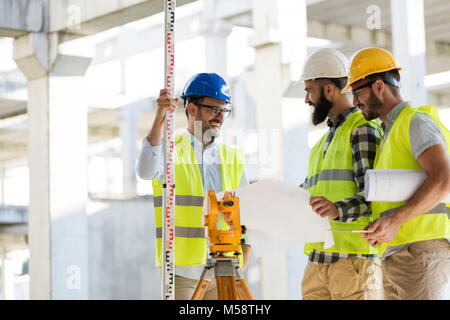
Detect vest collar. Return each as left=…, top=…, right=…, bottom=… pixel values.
left=184, top=129, right=217, bottom=153
left=327, top=106, right=358, bottom=128
left=383, top=101, right=410, bottom=130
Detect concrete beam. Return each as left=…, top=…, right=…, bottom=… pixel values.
left=0, top=0, right=196, bottom=38
left=0, top=223, right=28, bottom=236
left=0, top=206, right=28, bottom=224
left=49, top=0, right=196, bottom=37
left=0, top=98, right=27, bottom=119
left=0, top=0, right=46, bottom=37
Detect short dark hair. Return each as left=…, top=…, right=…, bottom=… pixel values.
left=315, top=77, right=348, bottom=91
left=184, top=96, right=203, bottom=119
left=367, top=69, right=401, bottom=96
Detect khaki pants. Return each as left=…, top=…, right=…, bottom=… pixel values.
left=382, top=238, right=450, bottom=300
left=301, top=258, right=383, bottom=300
left=175, top=275, right=218, bottom=300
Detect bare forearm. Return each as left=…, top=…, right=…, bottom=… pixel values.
left=147, top=116, right=164, bottom=147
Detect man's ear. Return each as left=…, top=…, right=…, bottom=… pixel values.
left=187, top=102, right=197, bottom=117
left=324, top=83, right=335, bottom=100
left=374, top=79, right=385, bottom=97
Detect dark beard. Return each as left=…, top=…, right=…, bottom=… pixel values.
left=312, top=90, right=333, bottom=125
left=362, top=90, right=384, bottom=121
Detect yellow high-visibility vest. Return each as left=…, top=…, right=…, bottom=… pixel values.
left=372, top=105, right=450, bottom=256
left=304, top=111, right=382, bottom=255
left=152, top=134, right=245, bottom=266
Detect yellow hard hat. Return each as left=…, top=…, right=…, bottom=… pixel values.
left=341, top=47, right=402, bottom=93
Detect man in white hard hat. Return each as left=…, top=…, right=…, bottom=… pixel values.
left=300, top=48, right=383, bottom=299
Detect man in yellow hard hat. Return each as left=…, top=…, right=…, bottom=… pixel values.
left=342, top=47, right=450, bottom=299
left=300, top=48, right=383, bottom=300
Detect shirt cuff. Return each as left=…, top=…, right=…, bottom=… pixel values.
left=333, top=201, right=346, bottom=222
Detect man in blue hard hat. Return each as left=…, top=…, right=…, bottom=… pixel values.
left=136, top=73, right=251, bottom=300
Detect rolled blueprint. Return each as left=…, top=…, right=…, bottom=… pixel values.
left=365, top=169, right=450, bottom=202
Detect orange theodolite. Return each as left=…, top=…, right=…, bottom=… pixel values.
left=191, top=190, right=253, bottom=300
left=203, top=190, right=242, bottom=255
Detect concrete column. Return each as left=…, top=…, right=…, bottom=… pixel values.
left=0, top=250, right=14, bottom=300
left=233, top=74, right=259, bottom=181
left=13, top=32, right=92, bottom=299
left=260, top=248, right=288, bottom=299
left=200, top=0, right=232, bottom=78
left=390, top=0, right=427, bottom=105
left=0, top=163, right=4, bottom=205
left=247, top=0, right=309, bottom=299
left=248, top=0, right=308, bottom=182
left=200, top=0, right=234, bottom=145
left=119, top=104, right=140, bottom=196
left=118, top=27, right=139, bottom=196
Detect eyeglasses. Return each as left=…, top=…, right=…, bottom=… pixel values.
left=351, top=80, right=376, bottom=99
left=195, top=103, right=232, bottom=118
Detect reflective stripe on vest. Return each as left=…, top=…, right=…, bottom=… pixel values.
left=152, top=134, right=245, bottom=266
left=156, top=226, right=205, bottom=239
left=304, top=111, right=382, bottom=256
left=304, top=169, right=354, bottom=189
left=153, top=195, right=204, bottom=207
left=372, top=105, right=450, bottom=257
left=380, top=203, right=448, bottom=218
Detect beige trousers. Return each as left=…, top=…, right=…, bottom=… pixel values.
left=301, top=258, right=383, bottom=300
left=382, top=238, right=450, bottom=300
left=175, top=275, right=218, bottom=300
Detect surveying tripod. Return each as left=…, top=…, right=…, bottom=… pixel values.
left=191, top=191, right=253, bottom=300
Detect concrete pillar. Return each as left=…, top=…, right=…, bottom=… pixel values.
left=0, top=163, right=4, bottom=205
left=119, top=104, right=140, bottom=196
left=200, top=0, right=234, bottom=144
left=0, top=250, right=15, bottom=300
left=247, top=0, right=309, bottom=299
left=13, top=32, right=92, bottom=299
left=390, top=0, right=427, bottom=105
left=118, top=27, right=139, bottom=196
left=233, top=74, right=259, bottom=181
left=248, top=0, right=308, bottom=182
left=260, top=248, right=288, bottom=299
left=200, top=0, right=232, bottom=78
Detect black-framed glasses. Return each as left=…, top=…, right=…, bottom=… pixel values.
left=195, top=103, right=232, bottom=118
left=351, top=80, right=377, bottom=99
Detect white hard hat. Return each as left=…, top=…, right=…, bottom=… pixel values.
left=300, top=48, right=349, bottom=81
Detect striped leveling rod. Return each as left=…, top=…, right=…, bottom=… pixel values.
left=162, top=0, right=176, bottom=300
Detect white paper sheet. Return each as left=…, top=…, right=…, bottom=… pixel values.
left=365, top=169, right=450, bottom=202
left=217, top=179, right=334, bottom=257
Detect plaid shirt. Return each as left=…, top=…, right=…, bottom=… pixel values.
left=302, top=107, right=382, bottom=264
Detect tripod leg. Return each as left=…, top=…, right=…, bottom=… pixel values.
left=235, top=267, right=254, bottom=300
left=216, top=276, right=239, bottom=300
left=191, top=267, right=214, bottom=300
left=236, top=278, right=254, bottom=300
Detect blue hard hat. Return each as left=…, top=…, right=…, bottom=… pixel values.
left=180, top=73, right=231, bottom=104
